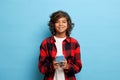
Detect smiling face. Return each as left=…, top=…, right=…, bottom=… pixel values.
left=54, top=17, right=68, bottom=37
left=49, top=10, right=74, bottom=37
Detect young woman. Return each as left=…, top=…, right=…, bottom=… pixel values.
left=38, top=10, right=82, bottom=80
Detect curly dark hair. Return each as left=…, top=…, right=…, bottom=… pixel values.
left=48, top=10, right=74, bottom=36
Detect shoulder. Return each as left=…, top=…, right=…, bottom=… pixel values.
left=40, top=37, right=51, bottom=49
left=41, top=36, right=52, bottom=44
left=40, top=36, right=54, bottom=45
left=69, top=37, right=79, bottom=43
left=68, top=37, right=80, bottom=47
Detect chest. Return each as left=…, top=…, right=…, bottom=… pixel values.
left=47, top=42, right=75, bottom=60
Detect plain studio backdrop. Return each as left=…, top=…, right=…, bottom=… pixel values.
left=0, top=0, right=120, bottom=80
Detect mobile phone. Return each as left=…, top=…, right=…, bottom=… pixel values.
left=55, top=56, right=64, bottom=63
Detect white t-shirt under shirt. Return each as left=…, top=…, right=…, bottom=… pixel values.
left=54, top=36, right=66, bottom=80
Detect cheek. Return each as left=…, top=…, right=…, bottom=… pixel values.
left=54, top=24, right=58, bottom=28
left=66, top=23, right=68, bottom=28
left=55, top=24, right=59, bottom=27
left=65, top=24, right=68, bottom=29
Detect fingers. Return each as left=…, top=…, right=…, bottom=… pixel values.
left=61, top=60, right=68, bottom=69
left=53, top=61, right=60, bottom=69
left=53, top=61, right=59, bottom=64
left=53, top=59, right=68, bottom=69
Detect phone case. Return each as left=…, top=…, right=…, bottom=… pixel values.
left=55, top=56, right=64, bottom=63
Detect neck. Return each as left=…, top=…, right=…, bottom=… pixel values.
left=55, top=33, right=66, bottom=38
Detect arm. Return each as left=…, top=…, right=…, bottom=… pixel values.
left=64, top=42, right=82, bottom=74
left=38, top=42, right=54, bottom=74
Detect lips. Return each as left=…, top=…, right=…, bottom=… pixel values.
left=58, top=27, right=64, bottom=31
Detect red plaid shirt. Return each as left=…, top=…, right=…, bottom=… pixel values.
left=38, top=36, right=82, bottom=80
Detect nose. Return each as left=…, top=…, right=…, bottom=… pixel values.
left=59, top=22, right=63, bottom=26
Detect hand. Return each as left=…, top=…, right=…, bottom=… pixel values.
left=60, top=59, right=68, bottom=69
left=53, top=60, right=60, bottom=69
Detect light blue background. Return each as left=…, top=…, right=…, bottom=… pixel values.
left=0, top=0, right=120, bottom=80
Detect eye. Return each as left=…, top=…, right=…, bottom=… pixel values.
left=55, top=20, right=59, bottom=23
left=62, top=21, right=67, bottom=23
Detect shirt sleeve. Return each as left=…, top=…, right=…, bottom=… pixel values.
left=38, top=41, right=54, bottom=74
left=64, top=41, right=82, bottom=74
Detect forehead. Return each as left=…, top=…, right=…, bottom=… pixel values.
left=57, top=17, right=67, bottom=21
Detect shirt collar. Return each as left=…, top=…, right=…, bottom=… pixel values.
left=50, top=35, right=70, bottom=43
